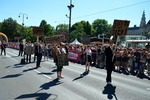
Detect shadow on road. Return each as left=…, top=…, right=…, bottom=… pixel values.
left=0, top=73, right=22, bottom=79
left=15, top=92, right=55, bottom=100
left=51, top=69, right=57, bottom=73
left=13, top=63, right=26, bottom=68
left=137, top=74, right=150, bottom=80
left=22, top=67, right=36, bottom=72
left=102, top=84, right=118, bottom=100
left=38, top=72, right=54, bottom=75
left=72, top=71, right=89, bottom=81
left=39, top=78, right=63, bottom=90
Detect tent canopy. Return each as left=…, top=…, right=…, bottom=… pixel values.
left=70, top=38, right=82, bottom=45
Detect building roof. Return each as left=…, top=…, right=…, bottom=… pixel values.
left=128, top=26, right=139, bottom=30
left=147, top=20, right=150, bottom=25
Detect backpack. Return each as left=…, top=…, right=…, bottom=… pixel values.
left=20, top=58, right=25, bottom=64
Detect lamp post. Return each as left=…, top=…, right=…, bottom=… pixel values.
left=67, top=0, right=74, bottom=43
left=18, top=13, right=28, bottom=40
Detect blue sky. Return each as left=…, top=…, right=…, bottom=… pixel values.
left=0, top=0, right=150, bottom=28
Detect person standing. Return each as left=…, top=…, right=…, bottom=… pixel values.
left=18, top=42, right=24, bottom=56
left=1, top=41, right=7, bottom=55
left=147, top=51, right=150, bottom=76
left=53, top=44, right=66, bottom=79
left=133, top=48, right=141, bottom=74
left=24, top=41, right=33, bottom=63
left=33, top=42, right=37, bottom=62
left=43, top=43, right=49, bottom=61
left=105, top=40, right=115, bottom=84
left=85, top=46, right=92, bottom=72
left=35, top=41, right=43, bottom=68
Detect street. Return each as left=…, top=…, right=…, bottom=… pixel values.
left=0, top=48, right=150, bottom=100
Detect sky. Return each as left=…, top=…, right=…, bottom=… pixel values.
left=0, top=0, right=150, bottom=28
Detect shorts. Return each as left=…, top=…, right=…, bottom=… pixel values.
left=86, top=55, right=91, bottom=62
left=56, top=62, right=63, bottom=72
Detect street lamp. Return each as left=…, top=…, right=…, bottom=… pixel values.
left=18, top=13, right=28, bottom=39
left=67, top=0, right=74, bottom=43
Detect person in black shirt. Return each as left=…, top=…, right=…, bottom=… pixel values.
left=105, top=40, right=115, bottom=84
left=35, top=41, right=43, bottom=68
left=1, top=41, right=7, bottom=55
left=18, top=42, right=24, bottom=56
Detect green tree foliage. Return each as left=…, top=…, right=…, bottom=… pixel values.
left=81, top=21, right=93, bottom=36
left=71, top=21, right=93, bottom=41
left=24, top=27, right=36, bottom=42
left=146, top=31, right=150, bottom=39
left=92, top=19, right=112, bottom=38
left=39, top=20, right=54, bottom=36
left=0, top=22, right=2, bottom=31
left=56, top=24, right=68, bottom=32
left=1, top=18, right=18, bottom=41
left=71, top=21, right=93, bottom=36
left=70, top=23, right=86, bottom=42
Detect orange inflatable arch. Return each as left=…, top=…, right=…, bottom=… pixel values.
left=0, top=32, right=8, bottom=43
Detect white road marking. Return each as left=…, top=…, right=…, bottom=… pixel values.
left=5, top=51, right=52, bottom=80
left=34, top=69, right=52, bottom=80
left=11, top=58, right=19, bottom=62
left=147, top=88, right=150, bottom=91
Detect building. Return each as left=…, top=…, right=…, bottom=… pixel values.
left=126, top=11, right=150, bottom=48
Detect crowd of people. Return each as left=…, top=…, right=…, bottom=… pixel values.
left=5, top=41, right=150, bottom=78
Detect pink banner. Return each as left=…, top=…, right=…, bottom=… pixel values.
left=68, top=51, right=81, bottom=62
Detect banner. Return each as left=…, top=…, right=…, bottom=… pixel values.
left=44, top=35, right=65, bottom=43
left=112, top=20, right=130, bottom=35
left=32, top=26, right=44, bottom=36
left=68, top=51, right=81, bottom=62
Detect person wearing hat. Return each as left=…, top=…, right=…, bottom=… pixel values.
left=105, top=39, right=115, bottom=84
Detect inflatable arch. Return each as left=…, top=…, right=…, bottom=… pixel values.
left=0, top=32, right=8, bottom=43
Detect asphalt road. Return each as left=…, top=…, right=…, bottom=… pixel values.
left=0, top=48, right=150, bottom=100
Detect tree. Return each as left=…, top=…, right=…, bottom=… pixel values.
left=1, top=18, right=18, bottom=41
left=56, top=24, right=68, bottom=32
left=39, top=20, right=54, bottom=36
left=81, top=21, right=93, bottom=36
left=70, top=24, right=86, bottom=42
left=92, top=19, right=112, bottom=38
left=146, top=31, right=150, bottom=39
left=0, top=22, right=2, bottom=31
left=71, top=21, right=93, bottom=36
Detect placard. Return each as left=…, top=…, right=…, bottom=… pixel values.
left=44, top=35, right=65, bottom=43
left=57, top=54, right=69, bottom=66
left=82, top=35, right=90, bottom=44
left=14, top=37, right=21, bottom=40
left=32, top=26, right=44, bottom=36
left=112, top=20, right=130, bottom=35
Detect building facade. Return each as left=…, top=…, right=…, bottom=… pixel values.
left=125, top=11, right=150, bottom=48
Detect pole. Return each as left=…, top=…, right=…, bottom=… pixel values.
left=112, top=35, right=119, bottom=62
left=18, top=13, right=28, bottom=40
left=102, top=33, right=104, bottom=44
left=67, top=0, right=74, bottom=43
